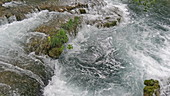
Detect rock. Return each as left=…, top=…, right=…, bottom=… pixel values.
left=38, top=2, right=88, bottom=12
left=0, top=0, right=122, bottom=29
left=83, top=3, right=122, bottom=28
left=144, top=79, right=160, bottom=96
left=48, top=47, right=63, bottom=59
left=27, top=16, right=81, bottom=59
left=103, top=21, right=117, bottom=28
left=35, top=25, right=57, bottom=36
left=0, top=2, right=3, bottom=5
left=79, top=8, right=86, bottom=14
left=0, top=53, right=54, bottom=95
left=0, top=71, right=41, bottom=96
left=26, top=36, right=50, bottom=55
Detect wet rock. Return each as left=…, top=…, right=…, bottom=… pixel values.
left=79, top=8, right=86, bottom=14
left=103, top=21, right=117, bottom=28
left=0, top=84, right=11, bottom=96
left=144, top=79, right=160, bottom=96
left=35, top=25, right=57, bottom=36
left=38, top=2, right=88, bottom=12
left=0, top=55, right=54, bottom=95
left=48, top=47, right=63, bottom=59
left=0, top=0, right=123, bottom=29
left=26, top=16, right=81, bottom=59
left=26, top=36, right=50, bottom=55
left=0, top=71, right=41, bottom=96
left=0, top=5, right=34, bottom=22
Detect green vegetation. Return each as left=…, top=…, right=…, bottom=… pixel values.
left=67, top=44, right=73, bottom=49
left=47, top=29, right=68, bottom=58
left=61, top=16, right=80, bottom=35
left=144, top=79, right=160, bottom=96
left=46, top=17, right=80, bottom=58
left=28, top=16, right=81, bottom=58
left=49, top=29, right=68, bottom=48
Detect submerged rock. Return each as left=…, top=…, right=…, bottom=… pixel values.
left=0, top=71, right=41, bottom=96
left=144, top=79, right=160, bottom=96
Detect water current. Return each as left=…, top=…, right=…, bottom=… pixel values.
left=0, top=0, right=170, bottom=96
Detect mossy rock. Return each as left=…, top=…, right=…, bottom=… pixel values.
left=27, top=16, right=81, bottom=59
left=143, top=79, right=160, bottom=96
left=61, top=16, right=81, bottom=36
left=48, top=47, right=63, bottom=59
left=144, top=79, right=155, bottom=86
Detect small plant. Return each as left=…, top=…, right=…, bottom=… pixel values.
left=61, top=16, right=80, bottom=32
left=67, top=44, right=73, bottom=49
left=49, top=28, right=68, bottom=47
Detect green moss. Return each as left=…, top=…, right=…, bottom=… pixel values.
left=61, top=16, right=80, bottom=34
left=144, top=86, right=155, bottom=96
left=67, top=44, right=73, bottom=49
left=47, top=28, right=68, bottom=58
left=144, top=79, right=155, bottom=86
left=144, top=79, right=160, bottom=96
left=48, top=46, right=64, bottom=58
left=29, top=16, right=81, bottom=59
left=47, top=17, right=81, bottom=58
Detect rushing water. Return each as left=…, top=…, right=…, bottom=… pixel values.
left=0, top=0, right=170, bottom=96
left=43, top=0, right=170, bottom=96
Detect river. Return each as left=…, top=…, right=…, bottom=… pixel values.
left=0, top=0, right=170, bottom=96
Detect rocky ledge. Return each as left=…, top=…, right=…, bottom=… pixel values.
left=0, top=0, right=122, bottom=27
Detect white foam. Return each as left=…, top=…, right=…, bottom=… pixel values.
left=0, top=10, right=52, bottom=55
left=2, top=1, right=26, bottom=7
left=104, top=0, right=130, bottom=24
left=43, top=60, right=88, bottom=96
